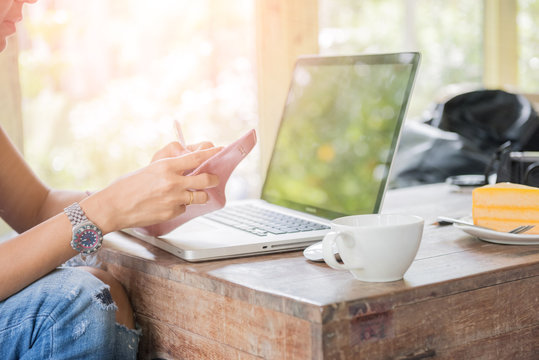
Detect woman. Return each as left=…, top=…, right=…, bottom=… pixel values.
left=0, top=1, right=220, bottom=358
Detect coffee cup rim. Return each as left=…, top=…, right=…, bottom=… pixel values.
left=332, top=214, right=423, bottom=228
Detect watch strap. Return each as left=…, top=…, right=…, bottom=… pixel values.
left=64, top=203, right=89, bottom=226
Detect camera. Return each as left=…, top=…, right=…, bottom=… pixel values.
left=496, top=151, right=539, bottom=187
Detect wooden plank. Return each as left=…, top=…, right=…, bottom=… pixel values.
left=438, top=325, right=538, bottom=360
left=321, top=276, right=539, bottom=358
left=136, top=314, right=263, bottom=360
left=104, top=263, right=314, bottom=359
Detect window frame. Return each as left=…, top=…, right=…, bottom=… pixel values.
left=483, top=0, right=518, bottom=89
left=255, top=0, right=319, bottom=179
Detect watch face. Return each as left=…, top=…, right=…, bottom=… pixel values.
left=77, top=228, right=99, bottom=248
left=73, top=223, right=103, bottom=254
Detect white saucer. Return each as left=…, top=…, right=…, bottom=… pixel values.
left=303, top=241, right=340, bottom=262
left=453, top=223, right=539, bottom=245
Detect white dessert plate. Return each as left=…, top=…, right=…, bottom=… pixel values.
left=453, top=222, right=539, bottom=245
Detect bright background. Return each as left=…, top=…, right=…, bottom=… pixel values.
left=17, top=0, right=539, bottom=197
left=18, top=0, right=258, bottom=198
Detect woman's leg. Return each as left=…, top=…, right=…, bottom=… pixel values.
left=0, top=267, right=141, bottom=360
left=78, top=266, right=135, bottom=329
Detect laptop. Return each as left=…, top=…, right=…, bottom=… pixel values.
left=126, top=52, right=420, bottom=261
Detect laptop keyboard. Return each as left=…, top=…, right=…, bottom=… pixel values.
left=204, top=204, right=330, bottom=236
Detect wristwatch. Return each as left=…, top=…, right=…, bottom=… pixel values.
left=64, top=202, right=103, bottom=255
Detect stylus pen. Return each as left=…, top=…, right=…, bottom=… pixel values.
left=174, top=119, right=186, bottom=147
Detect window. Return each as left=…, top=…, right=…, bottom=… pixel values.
left=19, top=0, right=259, bottom=197
left=15, top=0, right=539, bottom=197
left=318, top=0, right=483, bottom=120
left=518, top=0, right=539, bottom=93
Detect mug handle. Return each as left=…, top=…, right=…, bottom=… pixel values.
left=322, top=231, right=362, bottom=270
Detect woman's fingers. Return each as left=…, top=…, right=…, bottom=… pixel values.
left=151, top=141, right=188, bottom=162
left=95, top=144, right=222, bottom=231
left=184, top=190, right=210, bottom=206
left=167, top=146, right=223, bottom=174
left=187, top=141, right=215, bottom=152
left=182, top=173, right=219, bottom=190
left=152, top=140, right=216, bottom=163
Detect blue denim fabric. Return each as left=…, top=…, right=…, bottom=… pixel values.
left=0, top=267, right=141, bottom=359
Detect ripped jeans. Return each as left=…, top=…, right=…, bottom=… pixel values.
left=0, top=266, right=141, bottom=359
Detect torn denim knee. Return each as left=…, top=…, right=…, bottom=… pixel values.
left=92, top=286, right=118, bottom=312
left=71, top=286, right=118, bottom=341
left=0, top=267, right=140, bottom=359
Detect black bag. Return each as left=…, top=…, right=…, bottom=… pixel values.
left=390, top=89, right=539, bottom=188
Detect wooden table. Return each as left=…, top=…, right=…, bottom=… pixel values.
left=98, top=183, right=539, bottom=359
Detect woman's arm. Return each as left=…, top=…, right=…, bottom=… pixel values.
left=0, top=128, right=53, bottom=232
left=0, top=127, right=220, bottom=300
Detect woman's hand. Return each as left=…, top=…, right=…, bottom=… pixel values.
left=0, top=129, right=221, bottom=301
left=81, top=146, right=221, bottom=234
left=151, top=140, right=215, bottom=163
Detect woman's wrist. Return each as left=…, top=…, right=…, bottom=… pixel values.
left=79, top=190, right=118, bottom=235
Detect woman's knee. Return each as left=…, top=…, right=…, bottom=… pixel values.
left=78, top=266, right=135, bottom=329
left=51, top=267, right=140, bottom=359
left=0, top=267, right=122, bottom=359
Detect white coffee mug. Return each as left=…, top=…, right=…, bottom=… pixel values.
left=322, top=214, right=424, bottom=282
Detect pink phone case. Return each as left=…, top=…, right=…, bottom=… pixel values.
left=138, top=129, right=257, bottom=236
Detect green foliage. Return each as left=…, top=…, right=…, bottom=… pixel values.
left=319, top=0, right=483, bottom=119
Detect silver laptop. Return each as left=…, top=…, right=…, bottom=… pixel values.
left=126, top=52, right=420, bottom=261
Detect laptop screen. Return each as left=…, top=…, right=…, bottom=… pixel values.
left=261, top=53, right=420, bottom=219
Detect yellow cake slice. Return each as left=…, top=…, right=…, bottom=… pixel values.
left=472, top=182, right=539, bottom=234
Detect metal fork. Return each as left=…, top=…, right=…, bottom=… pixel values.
left=508, top=225, right=535, bottom=234
left=436, top=216, right=535, bottom=234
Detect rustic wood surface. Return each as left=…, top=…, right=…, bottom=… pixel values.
left=98, top=183, right=539, bottom=359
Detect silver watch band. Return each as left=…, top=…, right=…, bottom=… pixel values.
left=64, top=203, right=89, bottom=226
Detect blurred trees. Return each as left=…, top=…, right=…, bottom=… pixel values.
left=18, top=0, right=538, bottom=196
left=19, top=0, right=258, bottom=195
